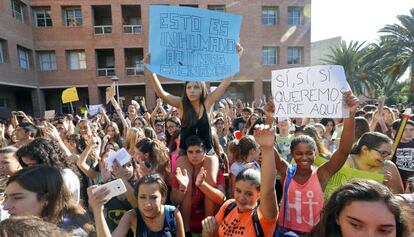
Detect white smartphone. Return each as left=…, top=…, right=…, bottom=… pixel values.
left=92, top=179, right=127, bottom=199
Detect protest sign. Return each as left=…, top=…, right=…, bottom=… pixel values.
left=314, top=156, right=384, bottom=199
left=147, top=5, right=242, bottom=81
left=105, top=83, right=116, bottom=104
left=88, top=104, right=104, bottom=116
left=271, top=65, right=351, bottom=118
left=105, top=148, right=131, bottom=171
left=61, top=87, right=79, bottom=104
left=44, top=110, right=55, bottom=120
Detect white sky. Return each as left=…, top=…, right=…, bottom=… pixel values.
left=311, top=0, right=414, bottom=43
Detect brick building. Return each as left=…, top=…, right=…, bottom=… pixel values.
left=0, top=0, right=311, bottom=118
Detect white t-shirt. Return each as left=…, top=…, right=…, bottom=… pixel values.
left=61, top=168, right=80, bottom=203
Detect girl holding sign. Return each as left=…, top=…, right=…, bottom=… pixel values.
left=269, top=91, right=359, bottom=235
left=144, top=44, right=243, bottom=232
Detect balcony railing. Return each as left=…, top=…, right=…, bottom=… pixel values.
left=94, top=25, right=112, bottom=34
left=123, top=25, right=142, bottom=34
left=125, top=67, right=144, bottom=76
left=97, top=68, right=115, bottom=77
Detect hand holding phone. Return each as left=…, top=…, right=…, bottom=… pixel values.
left=92, top=179, right=127, bottom=200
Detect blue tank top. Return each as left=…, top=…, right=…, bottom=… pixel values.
left=134, top=205, right=176, bottom=237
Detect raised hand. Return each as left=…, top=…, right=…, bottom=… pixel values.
left=202, top=216, right=218, bottom=234
left=195, top=167, right=207, bottom=187
left=254, top=124, right=275, bottom=149
left=87, top=185, right=110, bottom=211
left=343, top=91, right=359, bottom=114
left=263, top=96, right=275, bottom=117
left=175, top=167, right=189, bottom=191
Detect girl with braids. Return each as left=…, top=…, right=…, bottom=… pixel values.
left=16, top=137, right=82, bottom=203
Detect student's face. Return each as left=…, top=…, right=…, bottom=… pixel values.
left=402, top=124, right=414, bottom=141
left=154, top=124, right=163, bottom=133
left=186, top=145, right=205, bottom=166
left=0, top=153, right=21, bottom=176
left=325, top=121, right=334, bottom=133
left=249, top=114, right=259, bottom=125
left=234, top=180, right=259, bottom=212
left=3, top=182, right=45, bottom=217
left=365, top=143, right=393, bottom=167
left=241, top=111, right=251, bottom=121
left=137, top=183, right=164, bottom=219
left=292, top=143, right=315, bottom=168
left=337, top=201, right=396, bottom=237
left=128, top=105, right=137, bottom=115
left=15, top=127, right=29, bottom=141
left=166, top=121, right=178, bottom=136
left=106, top=126, right=116, bottom=139
left=185, top=82, right=202, bottom=102
left=214, top=121, right=224, bottom=131
left=78, top=122, right=90, bottom=136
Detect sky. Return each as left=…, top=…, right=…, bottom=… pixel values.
left=311, top=0, right=414, bottom=43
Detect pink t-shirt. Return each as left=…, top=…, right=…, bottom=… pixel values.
left=278, top=168, right=324, bottom=233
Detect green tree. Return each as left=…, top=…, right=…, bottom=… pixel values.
left=379, top=8, right=414, bottom=92
left=322, top=41, right=376, bottom=96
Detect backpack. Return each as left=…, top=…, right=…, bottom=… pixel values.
left=223, top=201, right=264, bottom=237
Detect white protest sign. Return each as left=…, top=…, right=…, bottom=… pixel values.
left=105, top=148, right=131, bottom=171
left=44, top=110, right=55, bottom=119
left=88, top=104, right=104, bottom=116
left=271, top=65, right=351, bottom=118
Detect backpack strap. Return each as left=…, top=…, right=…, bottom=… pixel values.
left=164, top=205, right=176, bottom=235
left=223, top=201, right=264, bottom=237
left=281, top=164, right=297, bottom=228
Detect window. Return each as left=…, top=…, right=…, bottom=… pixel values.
left=0, top=41, right=4, bottom=64
left=288, top=47, right=303, bottom=64
left=17, top=46, right=31, bottom=69
left=33, top=7, right=52, bottom=27
left=12, top=0, right=25, bottom=23
left=179, top=4, right=198, bottom=8
left=288, top=7, right=303, bottom=26
left=0, top=98, right=9, bottom=109
left=262, top=6, right=277, bottom=25
left=208, top=5, right=225, bottom=12
left=63, top=7, right=82, bottom=26
left=37, top=51, right=56, bottom=71
left=262, top=47, right=278, bottom=65
left=66, top=50, right=86, bottom=70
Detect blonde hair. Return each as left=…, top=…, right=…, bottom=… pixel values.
left=125, top=127, right=144, bottom=154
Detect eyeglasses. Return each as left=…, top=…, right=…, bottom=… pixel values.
left=371, top=148, right=392, bottom=158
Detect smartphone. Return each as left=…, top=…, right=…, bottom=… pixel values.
left=92, top=179, right=127, bottom=199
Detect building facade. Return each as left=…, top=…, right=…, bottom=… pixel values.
left=0, top=0, right=311, bottom=118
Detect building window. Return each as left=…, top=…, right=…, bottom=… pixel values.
left=288, top=47, right=304, bottom=64
left=262, top=47, right=278, bottom=65
left=0, top=98, right=10, bottom=109
left=262, top=6, right=277, bottom=25
left=179, top=4, right=198, bottom=8
left=63, top=7, right=82, bottom=27
left=11, top=0, right=26, bottom=23
left=208, top=5, right=225, bottom=12
left=37, top=51, right=56, bottom=71
left=33, top=7, right=52, bottom=27
left=17, top=46, right=31, bottom=69
left=66, top=50, right=86, bottom=70
left=288, top=7, right=303, bottom=26
left=0, top=41, right=4, bottom=64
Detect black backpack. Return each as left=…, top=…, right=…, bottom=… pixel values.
left=223, top=201, right=264, bottom=237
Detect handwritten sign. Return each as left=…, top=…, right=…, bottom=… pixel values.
left=61, top=87, right=79, bottom=104
left=147, top=6, right=242, bottom=81
left=44, top=110, right=55, bottom=120
left=271, top=65, right=351, bottom=118
left=88, top=104, right=104, bottom=116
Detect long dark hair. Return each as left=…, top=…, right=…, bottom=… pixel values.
left=312, top=179, right=410, bottom=237
left=181, top=81, right=208, bottom=128
left=351, top=132, right=392, bottom=155
left=6, top=165, right=94, bottom=234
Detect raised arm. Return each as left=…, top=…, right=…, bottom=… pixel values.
left=144, top=54, right=181, bottom=108
left=318, top=92, right=359, bottom=185
left=76, top=143, right=99, bottom=179
left=110, top=97, right=130, bottom=137
left=254, top=125, right=278, bottom=220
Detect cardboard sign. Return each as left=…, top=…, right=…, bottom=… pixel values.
left=147, top=6, right=242, bottom=81
left=105, top=83, right=116, bottom=104
left=61, top=87, right=79, bottom=104
left=44, top=110, right=55, bottom=119
left=105, top=148, right=131, bottom=171
left=88, top=104, right=104, bottom=116
left=271, top=65, right=351, bottom=118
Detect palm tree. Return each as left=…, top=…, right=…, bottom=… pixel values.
left=322, top=41, right=376, bottom=96
left=379, top=8, right=414, bottom=92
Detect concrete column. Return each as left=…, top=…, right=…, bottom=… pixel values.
left=253, top=79, right=263, bottom=102
left=88, top=84, right=100, bottom=105
left=145, top=84, right=156, bottom=110
left=31, top=88, right=46, bottom=117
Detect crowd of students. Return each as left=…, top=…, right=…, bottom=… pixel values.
left=0, top=62, right=413, bottom=237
